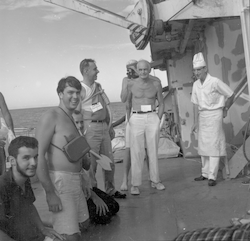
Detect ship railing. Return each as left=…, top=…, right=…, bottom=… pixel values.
left=14, top=127, right=35, bottom=137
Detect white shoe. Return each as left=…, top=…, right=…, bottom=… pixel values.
left=131, top=186, right=140, bottom=195
left=151, top=182, right=165, bottom=190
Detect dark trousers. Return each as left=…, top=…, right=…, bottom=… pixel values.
left=87, top=187, right=119, bottom=225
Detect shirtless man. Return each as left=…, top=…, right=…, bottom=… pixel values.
left=35, top=76, right=90, bottom=241
left=120, top=60, right=149, bottom=191
left=127, top=59, right=165, bottom=195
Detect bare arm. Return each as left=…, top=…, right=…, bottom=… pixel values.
left=225, top=93, right=235, bottom=108
left=126, top=101, right=132, bottom=121
left=35, top=112, right=56, bottom=193
left=126, top=82, right=133, bottom=120
left=120, top=77, right=130, bottom=103
left=35, top=111, right=62, bottom=212
left=223, top=94, right=235, bottom=118
left=156, top=82, right=164, bottom=119
left=224, top=93, right=235, bottom=116
left=90, top=190, right=109, bottom=216
left=0, top=93, right=15, bottom=134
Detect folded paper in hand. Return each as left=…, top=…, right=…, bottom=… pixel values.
left=90, top=151, right=112, bottom=171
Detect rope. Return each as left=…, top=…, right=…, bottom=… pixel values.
left=166, top=0, right=194, bottom=23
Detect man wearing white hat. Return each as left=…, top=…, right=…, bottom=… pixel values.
left=191, top=52, right=235, bottom=186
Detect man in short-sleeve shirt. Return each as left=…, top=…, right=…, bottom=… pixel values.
left=191, top=52, right=235, bottom=186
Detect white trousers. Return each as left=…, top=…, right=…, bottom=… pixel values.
left=129, top=112, right=160, bottom=186
left=201, top=156, right=220, bottom=180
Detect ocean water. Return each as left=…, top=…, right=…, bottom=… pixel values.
left=5, top=102, right=126, bottom=135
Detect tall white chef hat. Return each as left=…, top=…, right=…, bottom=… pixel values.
left=193, top=52, right=206, bottom=69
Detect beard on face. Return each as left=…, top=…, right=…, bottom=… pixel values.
left=16, top=161, right=36, bottom=178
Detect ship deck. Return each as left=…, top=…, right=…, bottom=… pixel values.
left=33, top=157, right=250, bottom=241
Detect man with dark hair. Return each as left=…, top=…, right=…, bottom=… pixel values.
left=0, top=92, right=15, bottom=175
left=36, top=76, right=90, bottom=241
left=56, top=76, right=82, bottom=95
left=0, top=136, right=64, bottom=241
left=72, top=111, right=119, bottom=225
left=78, top=59, right=126, bottom=199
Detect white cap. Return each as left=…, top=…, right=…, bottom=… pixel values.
left=126, top=59, right=137, bottom=66
left=126, top=59, right=137, bottom=71
left=193, top=52, right=206, bottom=69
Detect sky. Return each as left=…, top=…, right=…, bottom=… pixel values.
left=0, top=0, right=168, bottom=110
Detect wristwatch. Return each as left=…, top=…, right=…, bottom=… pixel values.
left=224, top=107, right=229, bottom=111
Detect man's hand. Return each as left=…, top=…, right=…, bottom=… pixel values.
left=46, top=192, right=63, bottom=213
left=191, top=123, right=198, bottom=134
left=42, top=226, right=66, bottom=240
left=91, top=191, right=109, bottom=216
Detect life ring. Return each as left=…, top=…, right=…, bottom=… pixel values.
left=128, top=0, right=154, bottom=50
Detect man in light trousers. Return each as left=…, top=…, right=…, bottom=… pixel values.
left=191, top=52, right=235, bottom=186
left=127, top=59, right=165, bottom=195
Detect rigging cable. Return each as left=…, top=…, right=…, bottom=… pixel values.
left=166, top=0, right=195, bottom=23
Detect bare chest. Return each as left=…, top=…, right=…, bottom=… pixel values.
left=132, top=83, right=157, bottom=98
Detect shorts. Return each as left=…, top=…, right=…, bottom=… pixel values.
left=49, top=170, right=89, bottom=235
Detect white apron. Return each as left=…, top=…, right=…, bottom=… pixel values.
left=198, top=108, right=226, bottom=156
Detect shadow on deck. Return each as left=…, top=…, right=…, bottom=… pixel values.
left=33, top=157, right=250, bottom=241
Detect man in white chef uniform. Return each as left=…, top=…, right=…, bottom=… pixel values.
left=191, top=52, right=235, bottom=186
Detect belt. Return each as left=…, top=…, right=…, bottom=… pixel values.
left=132, top=110, right=156, bottom=114
left=91, top=120, right=105, bottom=123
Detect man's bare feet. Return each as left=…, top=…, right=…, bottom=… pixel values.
left=120, top=182, right=128, bottom=191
